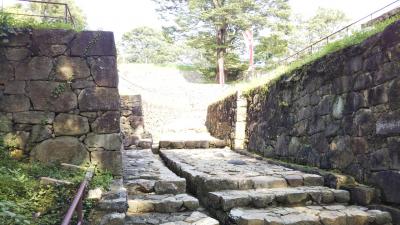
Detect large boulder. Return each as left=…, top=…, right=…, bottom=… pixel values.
left=4, top=33, right=31, bottom=47
left=78, top=87, right=119, bottom=111
left=5, top=47, right=31, bottom=61
left=0, top=64, right=14, bottom=84
left=3, top=131, right=30, bottom=150
left=30, top=125, right=52, bottom=143
left=31, top=136, right=88, bottom=165
left=376, top=112, right=400, bottom=135
left=27, top=81, right=77, bottom=112
left=91, top=111, right=120, bottom=134
left=0, top=95, right=31, bottom=112
left=15, top=57, right=53, bottom=80
left=4, top=81, right=26, bottom=94
left=55, top=56, right=90, bottom=81
left=84, top=133, right=121, bottom=151
left=70, top=31, right=116, bottom=56
left=88, top=57, right=118, bottom=87
left=32, top=29, right=76, bottom=56
left=90, top=150, right=122, bottom=175
left=13, top=111, right=55, bottom=124
left=54, top=113, right=90, bottom=136
left=371, top=170, right=400, bottom=204
left=0, top=113, right=12, bottom=132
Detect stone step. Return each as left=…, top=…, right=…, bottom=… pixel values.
left=159, top=149, right=324, bottom=197
left=159, top=139, right=227, bottom=149
left=125, top=211, right=219, bottom=225
left=127, top=193, right=200, bottom=214
left=207, top=186, right=350, bottom=211
left=123, top=150, right=186, bottom=195
left=227, top=205, right=392, bottom=225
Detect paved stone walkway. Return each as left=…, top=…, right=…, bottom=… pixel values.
left=121, top=146, right=392, bottom=225
left=122, top=149, right=219, bottom=224
left=158, top=149, right=392, bottom=225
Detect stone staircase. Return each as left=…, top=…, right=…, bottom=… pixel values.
left=158, top=148, right=393, bottom=225
left=122, top=149, right=219, bottom=224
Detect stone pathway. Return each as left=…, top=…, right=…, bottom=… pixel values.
left=122, top=149, right=219, bottom=224
left=158, top=148, right=392, bottom=225
left=118, top=63, right=233, bottom=142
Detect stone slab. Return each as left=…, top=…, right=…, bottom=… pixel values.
left=228, top=206, right=391, bottom=225
left=70, top=31, right=117, bottom=56
left=123, top=150, right=186, bottom=195
left=207, top=186, right=349, bottom=211
left=125, top=211, right=219, bottom=225
left=159, top=149, right=323, bottom=195
left=127, top=193, right=199, bottom=214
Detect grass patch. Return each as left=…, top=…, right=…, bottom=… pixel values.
left=0, top=138, right=112, bottom=225
left=0, top=12, right=78, bottom=32
left=238, top=15, right=400, bottom=94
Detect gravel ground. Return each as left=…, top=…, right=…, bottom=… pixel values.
left=118, top=64, right=234, bottom=141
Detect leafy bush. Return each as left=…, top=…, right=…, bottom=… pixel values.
left=0, top=11, right=76, bottom=34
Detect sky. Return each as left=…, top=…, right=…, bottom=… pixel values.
left=73, top=0, right=397, bottom=41
left=3, top=0, right=398, bottom=40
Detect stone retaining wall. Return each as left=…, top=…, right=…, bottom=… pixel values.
left=206, top=21, right=400, bottom=207
left=120, top=95, right=145, bottom=148
left=205, top=93, right=237, bottom=148
left=0, top=29, right=122, bottom=175
left=206, top=92, right=247, bottom=149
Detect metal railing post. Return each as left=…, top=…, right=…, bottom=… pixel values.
left=61, top=166, right=94, bottom=225
left=64, top=4, right=68, bottom=23
left=278, top=0, right=400, bottom=67
left=77, top=197, right=83, bottom=225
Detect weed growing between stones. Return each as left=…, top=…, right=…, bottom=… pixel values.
left=0, top=137, right=113, bottom=225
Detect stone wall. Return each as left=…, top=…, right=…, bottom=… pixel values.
left=120, top=95, right=145, bottom=148
left=205, top=92, right=247, bottom=149
left=206, top=93, right=237, bottom=148
left=0, top=29, right=122, bottom=175
left=245, top=21, right=400, bottom=204
left=206, top=21, right=400, bottom=207
left=363, top=7, right=400, bottom=28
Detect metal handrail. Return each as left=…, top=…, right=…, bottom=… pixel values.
left=280, top=0, right=400, bottom=65
left=1, top=0, right=75, bottom=27
left=61, top=166, right=95, bottom=225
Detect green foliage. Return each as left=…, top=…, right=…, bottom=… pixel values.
left=255, top=34, right=289, bottom=66
left=0, top=12, right=74, bottom=34
left=120, top=27, right=181, bottom=64
left=2, top=0, right=86, bottom=30
left=153, top=0, right=291, bottom=80
left=283, top=14, right=400, bottom=76
left=90, top=169, right=113, bottom=190
left=240, top=15, right=400, bottom=98
left=0, top=138, right=112, bottom=225
left=288, top=7, right=349, bottom=53
left=51, top=83, right=67, bottom=98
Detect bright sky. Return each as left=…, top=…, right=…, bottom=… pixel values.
left=3, top=0, right=398, bottom=40
left=73, top=0, right=397, bottom=41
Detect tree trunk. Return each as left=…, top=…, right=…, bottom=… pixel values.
left=216, top=27, right=226, bottom=85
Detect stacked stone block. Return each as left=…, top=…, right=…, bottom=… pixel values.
left=120, top=95, right=149, bottom=148
left=206, top=93, right=238, bottom=148
left=0, top=29, right=122, bottom=175
left=206, top=92, right=247, bottom=150
left=244, top=20, right=400, bottom=204
left=205, top=20, right=400, bottom=221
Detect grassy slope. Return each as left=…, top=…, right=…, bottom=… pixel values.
left=238, top=15, right=400, bottom=95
